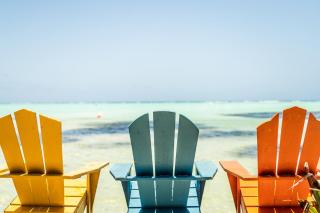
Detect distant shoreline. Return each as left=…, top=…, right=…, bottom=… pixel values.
left=0, top=100, right=319, bottom=104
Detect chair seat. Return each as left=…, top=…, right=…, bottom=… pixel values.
left=128, top=181, right=200, bottom=212
left=4, top=179, right=87, bottom=213
left=240, top=179, right=310, bottom=213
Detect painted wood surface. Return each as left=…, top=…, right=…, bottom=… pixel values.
left=173, top=115, right=199, bottom=207
left=40, top=114, right=64, bottom=206
left=0, top=109, right=108, bottom=212
left=257, top=113, right=279, bottom=176
left=128, top=181, right=199, bottom=208
left=221, top=106, right=320, bottom=211
left=108, top=174, right=214, bottom=181
left=15, top=109, right=50, bottom=205
left=195, top=161, right=218, bottom=178
left=256, top=113, right=279, bottom=206
left=0, top=114, right=33, bottom=204
left=110, top=163, right=132, bottom=179
left=153, top=111, right=175, bottom=206
left=297, top=112, right=320, bottom=174
left=278, top=107, right=307, bottom=175
left=241, top=179, right=308, bottom=213
left=14, top=109, right=45, bottom=173
left=5, top=179, right=87, bottom=213
left=114, top=111, right=215, bottom=210
left=129, top=113, right=155, bottom=207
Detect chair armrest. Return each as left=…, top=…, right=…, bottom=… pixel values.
left=63, top=161, right=109, bottom=179
left=219, top=160, right=256, bottom=180
left=195, top=161, right=218, bottom=179
left=0, top=167, right=10, bottom=178
left=0, top=167, right=8, bottom=173
left=110, top=163, right=132, bottom=180
left=114, top=175, right=212, bottom=181
left=0, top=162, right=109, bottom=179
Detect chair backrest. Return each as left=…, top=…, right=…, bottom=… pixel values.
left=0, top=109, right=64, bottom=206
left=257, top=106, right=320, bottom=206
left=129, top=111, right=199, bottom=207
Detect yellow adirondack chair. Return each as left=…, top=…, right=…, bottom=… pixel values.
left=0, top=109, right=109, bottom=213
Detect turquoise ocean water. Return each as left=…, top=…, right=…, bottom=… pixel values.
left=0, top=101, right=319, bottom=212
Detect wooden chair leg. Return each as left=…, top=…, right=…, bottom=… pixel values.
left=121, top=181, right=132, bottom=207
left=86, top=171, right=101, bottom=213
left=227, top=174, right=240, bottom=213
left=196, top=180, right=206, bottom=206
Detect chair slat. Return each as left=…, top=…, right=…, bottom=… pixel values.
left=258, top=177, right=275, bottom=206
left=129, top=114, right=155, bottom=207
left=278, top=107, right=307, bottom=175
left=173, top=115, right=199, bottom=206
left=14, top=109, right=49, bottom=205
left=28, top=177, right=50, bottom=205
left=153, top=111, right=175, bottom=175
left=14, top=109, right=44, bottom=173
left=0, top=115, right=26, bottom=173
left=47, top=178, right=64, bottom=206
left=153, top=111, right=175, bottom=206
left=274, top=178, right=295, bottom=206
left=175, top=115, right=199, bottom=174
left=11, top=178, right=34, bottom=205
left=0, top=114, right=34, bottom=204
left=257, top=113, right=279, bottom=176
left=297, top=113, right=320, bottom=174
left=40, top=115, right=63, bottom=174
left=40, top=115, right=64, bottom=206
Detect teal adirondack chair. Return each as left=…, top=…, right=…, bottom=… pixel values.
left=110, top=111, right=217, bottom=212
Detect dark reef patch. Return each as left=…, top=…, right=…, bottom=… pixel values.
left=64, top=121, right=131, bottom=135
left=62, top=119, right=260, bottom=143
left=226, top=111, right=320, bottom=119
left=199, top=130, right=256, bottom=138
left=63, top=121, right=131, bottom=143
left=226, top=112, right=276, bottom=119
left=80, top=141, right=130, bottom=149
left=63, top=137, right=79, bottom=143
left=231, top=145, right=257, bottom=158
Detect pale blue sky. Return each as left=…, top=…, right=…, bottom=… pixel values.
left=0, top=0, right=319, bottom=102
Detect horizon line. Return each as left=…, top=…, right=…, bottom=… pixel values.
left=0, top=99, right=319, bottom=104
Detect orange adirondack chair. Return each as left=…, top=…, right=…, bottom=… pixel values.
left=0, top=109, right=109, bottom=212
left=220, top=106, right=320, bottom=213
